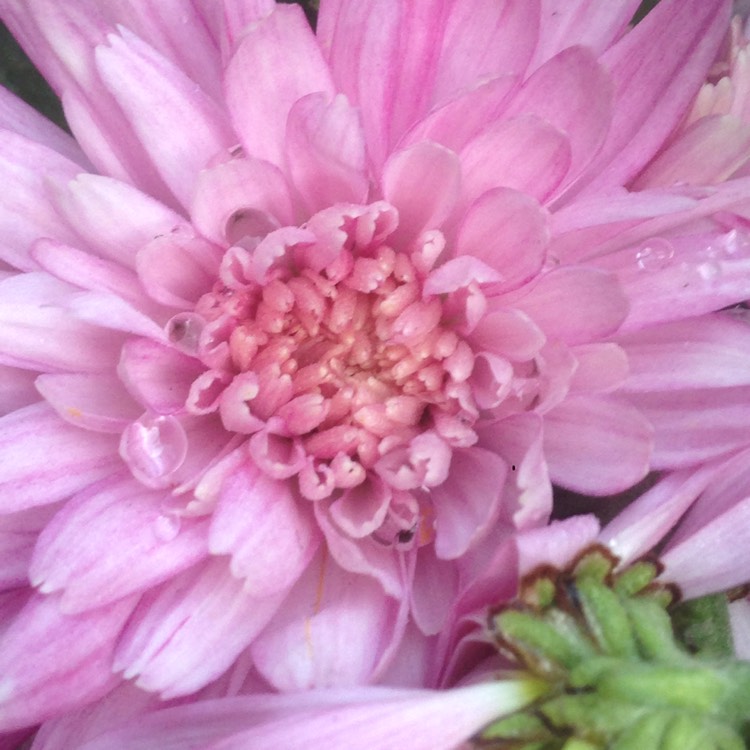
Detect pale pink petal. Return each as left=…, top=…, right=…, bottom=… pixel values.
left=433, top=0, right=540, bottom=103
left=35, top=372, right=142, bottom=432
left=431, top=447, right=507, bottom=560
left=118, top=338, right=203, bottom=415
left=578, top=0, right=731, bottom=193
left=469, top=309, right=546, bottom=363
left=730, top=599, right=750, bottom=661
left=0, top=593, right=134, bottom=733
left=114, top=558, right=285, bottom=699
left=0, top=403, right=121, bottom=512
left=285, top=92, right=368, bottom=215
left=616, top=314, right=750, bottom=391
left=208, top=461, right=319, bottom=597
left=191, top=157, right=294, bottom=246
left=95, top=28, right=234, bottom=208
left=30, top=475, right=210, bottom=613
left=569, top=343, right=629, bottom=393
left=0, top=86, right=88, bottom=166
left=0, top=130, right=82, bottom=271
left=55, top=174, right=186, bottom=270
left=0, top=366, right=38, bottom=416
left=328, top=476, right=391, bottom=539
left=599, top=463, right=719, bottom=565
left=382, top=141, right=461, bottom=245
left=634, top=115, right=750, bottom=188
left=0, top=530, right=34, bottom=589
left=624, top=387, right=750, bottom=468
left=69, top=292, right=166, bottom=341
left=517, top=515, right=600, bottom=574
left=662, top=497, right=750, bottom=598
left=503, top=46, right=612, bottom=195
left=410, top=545, right=459, bottom=636
left=251, top=549, right=407, bottom=690
left=543, top=395, right=653, bottom=494
left=530, top=0, right=642, bottom=68
left=500, top=266, right=627, bottom=345
left=225, top=4, right=334, bottom=168
left=455, top=187, right=549, bottom=291
left=459, top=116, right=571, bottom=208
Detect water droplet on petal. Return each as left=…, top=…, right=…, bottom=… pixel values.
left=120, top=415, right=188, bottom=487
left=635, top=238, right=674, bottom=271
left=152, top=511, right=182, bottom=542
left=696, top=260, right=722, bottom=283
left=721, top=228, right=750, bottom=257
left=166, top=313, right=205, bottom=355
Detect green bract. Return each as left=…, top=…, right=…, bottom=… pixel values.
left=476, top=546, right=750, bottom=750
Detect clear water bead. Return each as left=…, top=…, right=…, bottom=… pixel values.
left=635, top=238, right=674, bottom=271
left=119, top=415, right=188, bottom=487
left=166, top=313, right=205, bottom=355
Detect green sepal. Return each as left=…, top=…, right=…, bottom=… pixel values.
left=612, top=560, right=659, bottom=598
left=672, top=593, right=735, bottom=658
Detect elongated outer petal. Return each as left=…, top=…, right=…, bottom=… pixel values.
left=577, top=0, right=731, bottom=193
left=530, top=0, right=642, bottom=69
left=29, top=475, right=210, bottom=614
left=0, top=366, right=38, bottom=416
left=0, top=403, right=121, bottom=513
left=633, top=115, right=750, bottom=188
left=624, top=386, right=750, bottom=468
left=0, top=130, right=83, bottom=271
left=500, top=266, right=628, bottom=346
left=616, top=314, right=750, bottom=391
left=95, top=29, right=234, bottom=209
left=662, top=497, right=750, bottom=598
left=225, top=4, right=334, bottom=169
left=209, top=462, right=319, bottom=597
left=543, top=395, right=653, bottom=494
left=382, top=141, right=461, bottom=246
left=459, top=116, right=571, bottom=208
left=503, top=46, right=612, bottom=195
left=251, top=549, right=407, bottom=691
left=55, top=174, right=186, bottom=270
left=66, top=682, right=539, bottom=750
left=431, top=447, right=507, bottom=559
left=455, top=187, right=549, bottom=292
left=0, top=593, right=135, bottom=733
left=285, top=92, right=368, bottom=215
left=114, top=557, right=285, bottom=699
left=0, top=86, right=88, bottom=166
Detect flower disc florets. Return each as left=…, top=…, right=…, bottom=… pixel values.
left=185, top=202, right=478, bottom=502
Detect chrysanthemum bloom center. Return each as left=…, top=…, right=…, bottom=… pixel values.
left=176, top=203, right=479, bottom=502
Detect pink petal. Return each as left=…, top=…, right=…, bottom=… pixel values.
left=431, top=447, right=507, bottom=559
left=0, top=130, right=82, bottom=271
left=225, top=4, right=334, bottom=169
left=0, top=403, right=121, bottom=512
left=95, top=28, right=234, bottom=208
left=114, top=558, right=285, bottom=699
left=251, top=550, right=407, bottom=690
left=382, top=141, right=461, bottom=245
left=569, top=343, right=629, bottom=393
left=30, top=475, right=209, bottom=613
left=543, top=395, right=653, bottom=494
left=0, top=593, right=134, bottom=733
left=578, top=0, right=731, bottom=193
left=118, top=338, right=203, bottom=415
left=502, top=46, right=612, bottom=195
left=616, top=314, right=750, bottom=391
left=459, top=116, right=571, bottom=208
left=190, top=157, right=294, bottom=246
left=455, top=187, right=549, bottom=292
left=0, top=366, right=38, bottom=416
left=469, top=309, right=546, bottom=363
left=410, top=545, right=459, bottom=636
left=35, top=372, right=142, bottom=433
left=530, top=0, right=642, bottom=68
left=634, top=115, right=750, bottom=188
left=208, top=461, right=319, bottom=597
left=328, top=477, right=391, bottom=539
left=662, top=497, right=750, bottom=598
left=432, top=0, right=540, bottom=103
left=501, top=266, right=628, bottom=345
left=517, top=515, right=600, bottom=574
left=55, top=174, right=186, bottom=270
left=624, top=387, right=750, bottom=468
left=285, top=92, right=368, bottom=214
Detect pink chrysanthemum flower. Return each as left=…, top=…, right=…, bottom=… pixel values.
left=1, top=0, right=749, bottom=736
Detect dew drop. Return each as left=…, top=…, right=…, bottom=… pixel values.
left=166, top=313, right=205, bottom=355
left=152, top=511, right=182, bottom=542
left=120, top=415, right=188, bottom=487
left=721, top=228, right=750, bottom=257
left=696, top=260, right=722, bottom=283
left=635, top=238, right=674, bottom=271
